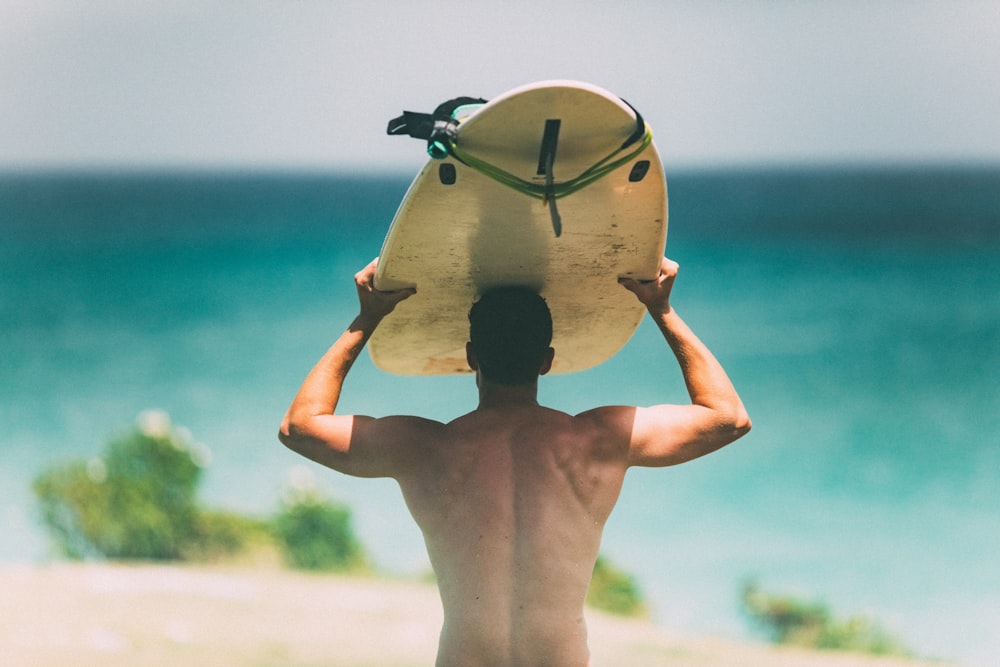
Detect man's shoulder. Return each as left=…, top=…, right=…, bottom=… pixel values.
left=386, top=414, right=447, bottom=428
left=574, top=404, right=637, bottom=429
left=370, top=414, right=446, bottom=441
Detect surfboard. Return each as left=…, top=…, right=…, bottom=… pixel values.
left=369, top=80, right=667, bottom=375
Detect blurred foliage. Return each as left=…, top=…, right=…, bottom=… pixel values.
left=741, top=579, right=913, bottom=657
left=34, top=412, right=206, bottom=560
left=33, top=460, right=108, bottom=559
left=184, top=509, right=272, bottom=563
left=271, top=485, right=369, bottom=572
left=587, top=555, right=647, bottom=617
left=32, top=411, right=370, bottom=572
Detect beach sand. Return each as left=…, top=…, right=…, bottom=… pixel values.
left=0, top=563, right=951, bottom=667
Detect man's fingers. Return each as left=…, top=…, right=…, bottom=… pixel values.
left=619, top=258, right=677, bottom=287
left=354, top=257, right=380, bottom=287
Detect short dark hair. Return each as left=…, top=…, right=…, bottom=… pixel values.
left=468, top=286, right=553, bottom=386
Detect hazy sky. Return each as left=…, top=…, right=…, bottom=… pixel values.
left=2, top=0, right=998, bottom=170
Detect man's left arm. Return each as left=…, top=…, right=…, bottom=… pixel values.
left=279, top=259, right=422, bottom=478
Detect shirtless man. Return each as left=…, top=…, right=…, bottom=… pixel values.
left=279, top=256, right=750, bottom=666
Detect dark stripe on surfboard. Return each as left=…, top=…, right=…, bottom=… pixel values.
left=536, top=119, right=562, bottom=176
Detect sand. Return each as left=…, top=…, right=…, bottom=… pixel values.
left=0, top=562, right=952, bottom=667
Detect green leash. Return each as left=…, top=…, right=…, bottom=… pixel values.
left=446, top=123, right=653, bottom=237
left=447, top=126, right=653, bottom=202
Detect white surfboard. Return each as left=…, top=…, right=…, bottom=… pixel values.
left=370, top=80, right=667, bottom=375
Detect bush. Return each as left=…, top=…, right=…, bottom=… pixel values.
left=33, top=459, right=110, bottom=560
left=183, top=509, right=272, bottom=563
left=33, top=411, right=207, bottom=560
left=741, top=579, right=912, bottom=656
left=33, top=412, right=374, bottom=570
left=271, top=484, right=368, bottom=572
left=33, top=410, right=268, bottom=562
left=586, top=555, right=647, bottom=617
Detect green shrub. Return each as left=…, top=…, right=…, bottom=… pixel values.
left=33, top=411, right=206, bottom=560
left=741, top=579, right=912, bottom=656
left=183, top=509, right=272, bottom=562
left=271, top=487, right=368, bottom=572
left=33, top=459, right=110, bottom=559
left=586, top=555, right=647, bottom=617
left=33, top=410, right=268, bottom=562
left=33, top=412, right=374, bottom=569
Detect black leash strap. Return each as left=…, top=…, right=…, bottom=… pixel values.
left=387, top=96, right=487, bottom=158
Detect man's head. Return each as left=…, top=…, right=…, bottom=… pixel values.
left=467, top=286, right=554, bottom=386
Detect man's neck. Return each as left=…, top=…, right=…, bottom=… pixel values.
left=476, top=379, right=540, bottom=410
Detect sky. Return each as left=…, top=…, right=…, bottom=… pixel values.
left=1, top=0, right=999, bottom=171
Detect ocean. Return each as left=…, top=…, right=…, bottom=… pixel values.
left=1, top=167, right=998, bottom=665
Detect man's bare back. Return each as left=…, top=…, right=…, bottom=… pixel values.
left=395, top=403, right=632, bottom=665
left=280, top=257, right=750, bottom=666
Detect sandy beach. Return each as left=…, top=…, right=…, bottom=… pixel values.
left=0, top=562, right=952, bottom=667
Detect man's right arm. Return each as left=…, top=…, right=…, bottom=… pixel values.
left=278, top=258, right=428, bottom=479
left=615, top=258, right=751, bottom=467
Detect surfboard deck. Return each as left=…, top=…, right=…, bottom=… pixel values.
left=370, top=80, right=667, bottom=375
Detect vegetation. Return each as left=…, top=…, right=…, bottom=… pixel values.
left=33, top=411, right=365, bottom=571
left=587, top=555, right=647, bottom=617
left=740, top=579, right=913, bottom=657
left=34, top=411, right=207, bottom=560
left=184, top=509, right=272, bottom=563
left=271, top=485, right=368, bottom=572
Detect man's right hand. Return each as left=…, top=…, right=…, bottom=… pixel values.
left=618, top=257, right=679, bottom=313
left=354, top=258, right=417, bottom=324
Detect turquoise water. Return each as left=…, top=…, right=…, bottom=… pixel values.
left=2, top=168, right=998, bottom=664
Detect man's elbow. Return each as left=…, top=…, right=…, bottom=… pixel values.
left=728, top=406, right=752, bottom=440
left=278, top=426, right=293, bottom=450
left=278, top=415, right=306, bottom=452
